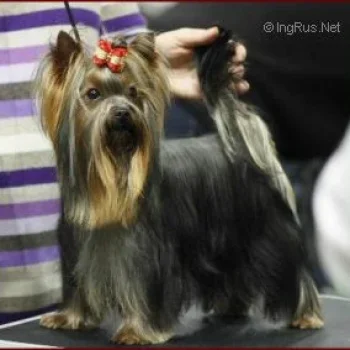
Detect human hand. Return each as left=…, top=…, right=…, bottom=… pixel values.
left=155, top=27, right=249, bottom=100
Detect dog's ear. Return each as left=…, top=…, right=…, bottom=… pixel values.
left=129, top=32, right=157, bottom=64
left=50, top=31, right=81, bottom=74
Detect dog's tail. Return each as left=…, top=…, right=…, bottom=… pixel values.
left=196, top=27, right=297, bottom=217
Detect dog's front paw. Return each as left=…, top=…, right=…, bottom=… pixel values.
left=40, top=311, right=97, bottom=331
left=290, top=314, right=324, bottom=329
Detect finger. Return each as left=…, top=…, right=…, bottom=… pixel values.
left=229, top=65, right=245, bottom=80
left=231, top=43, right=247, bottom=64
left=232, top=80, right=250, bottom=95
left=177, top=27, right=219, bottom=48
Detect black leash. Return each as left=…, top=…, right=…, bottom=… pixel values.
left=64, top=1, right=81, bottom=42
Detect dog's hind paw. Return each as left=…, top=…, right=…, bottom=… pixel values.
left=290, top=314, right=324, bottom=329
left=40, top=311, right=97, bottom=330
left=112, top=324, right=172, bottom=345
left=112, top=326, right=152, bottom=345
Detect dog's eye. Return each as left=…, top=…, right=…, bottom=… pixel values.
left=86, top=88, right=101, bottom=100
left=128, top=86, right=138, bottom=99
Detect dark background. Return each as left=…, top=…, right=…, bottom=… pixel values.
left=142, top=2, right=350, bottom=159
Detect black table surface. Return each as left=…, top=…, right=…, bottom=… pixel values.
left=0, top=295, right=349, bottom=347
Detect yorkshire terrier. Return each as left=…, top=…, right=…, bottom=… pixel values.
left=35, top=28, right=323, bottom=345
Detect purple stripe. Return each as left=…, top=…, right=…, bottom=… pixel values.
left=0, top=245, right=59, bottom=268
left=0, top=8, right=100, bottom=32
left=0, top=45, right=48, bottom=66
left=0, top=99, right=34, bottom=118
left=0, top=167, right=57, bottom=189
left=103, top=13, right=146, bottom=33
left=0, top=199, right=59, bottom=220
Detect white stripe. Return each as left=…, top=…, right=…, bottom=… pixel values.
left=0, top=117, right=41, bottom=137
left=1, top=2, right=140, bottom=20
left=0, top=149, right=56, bottom=172
left=0, top=274, right=61, bottom=298
left=0, top=214, right=60, bottom=236
left=139, top=3, right=178, bottom=18
left=0, top=25, right=99, bottom=50
left=108, top=26, right=149, bottom=39
left=0, top=261, right=61, bottom=281
left=100, top=2, right=141, bottom=21
left=0, top=62, right=38, bottom=84
left=0, top=133, right=53, bottom=155
left=0, top=184, right=59, bottom=205
left=1, top=2, right=99, bottom=16
left=1, top=2, right=62, bottom=16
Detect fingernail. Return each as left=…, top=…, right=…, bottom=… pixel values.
left=207, top=26, right=219, bottom=33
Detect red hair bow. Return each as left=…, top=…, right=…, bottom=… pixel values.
left=93, top=39, right=128, bottom=73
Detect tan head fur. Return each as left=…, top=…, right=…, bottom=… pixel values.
left=35, top=31, right=170, bottom=230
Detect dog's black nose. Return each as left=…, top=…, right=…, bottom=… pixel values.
left=108, top=109, right=133, bottom=132
left=115, top=110, right=130, bottom=123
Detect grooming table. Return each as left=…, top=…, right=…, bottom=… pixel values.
left=0, top=295, right=349, bottom=347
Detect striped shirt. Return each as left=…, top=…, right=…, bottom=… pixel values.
left=0, top=2, right=146, bottom=324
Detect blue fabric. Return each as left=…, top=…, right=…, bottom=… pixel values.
left=164, top=102, right=199, bottom=139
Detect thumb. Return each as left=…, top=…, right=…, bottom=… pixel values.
left=178, top=27, right=219, bottom=48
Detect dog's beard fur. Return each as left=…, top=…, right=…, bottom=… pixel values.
left=36, top=32, right=169, bottom=229
left=36, top=29, right=323, bottom=345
